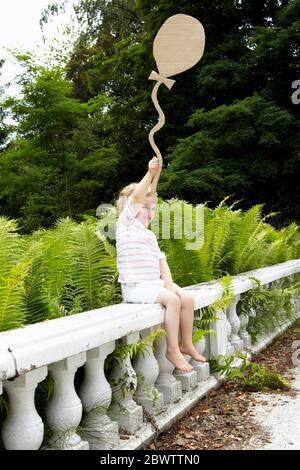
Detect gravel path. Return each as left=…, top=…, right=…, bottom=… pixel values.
left=244, top=365, right=300, bottom=450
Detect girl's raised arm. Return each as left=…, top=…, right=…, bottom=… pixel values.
left=132, top=157, right=159, bottom=203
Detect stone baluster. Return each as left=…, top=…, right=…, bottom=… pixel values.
left=225, top=314, right=235, bottom=355
left=209, top=309, right=229, bottom=357
left=107, top=333, right=143, bottom=434
left=296, top=293, right=300, bottom=312
left=1, top=367, right=47, bottom=450
left=153, top=327, right=182, bottom=404
left=227, top=294, right=244, bottom=352
left=239, top=310, right=252, bottom=349
left=190, top=332, right=210, bottom=382
left=197, top=308, right=211, bottom=360
left=190, top=309, right=210, bottom=380
left=78, top=342, right=120, bottom=450
left=133, top=326, right=164, bottom=415
left=249, top=306, right=257, bottom=320
left=173, top=365, right=197, bottom=391
left=173, top=351, right=198, bottom=391
left=45, top=352, right=89, bottom=450
left=291, top=290, right=299, bottom=313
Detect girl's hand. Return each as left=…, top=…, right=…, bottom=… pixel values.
left=148, top=156, right=160, bottom=177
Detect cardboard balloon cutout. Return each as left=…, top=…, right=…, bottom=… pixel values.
left=148, top=14, right=205, bottom=198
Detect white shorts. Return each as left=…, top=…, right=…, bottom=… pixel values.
left=121, top=279, right=165, bottom=304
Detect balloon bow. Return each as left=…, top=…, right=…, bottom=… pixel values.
left=148, top=70, right=175, bottom=90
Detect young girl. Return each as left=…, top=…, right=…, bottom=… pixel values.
left=116, top=156, right=206, bottom=372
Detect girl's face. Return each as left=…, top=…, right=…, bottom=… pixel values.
left=137, top=195, right=156, bottom=227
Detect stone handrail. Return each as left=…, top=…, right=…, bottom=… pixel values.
left=0, top=259, right=299, bottom=450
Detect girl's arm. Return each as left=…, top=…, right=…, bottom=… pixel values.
left=160, top=260, right=179, bottom=294
left=132, top=157, right=159, bottom=203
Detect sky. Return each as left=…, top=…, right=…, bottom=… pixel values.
left=0, top=0, right=79, bottom=97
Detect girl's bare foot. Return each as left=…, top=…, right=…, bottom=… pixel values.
left=166, top=349, right=194, bottom=372
left=179, top=343, right=207, bottom=363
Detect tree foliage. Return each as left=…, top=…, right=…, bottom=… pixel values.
left=0, top=0, right=299, bottom=232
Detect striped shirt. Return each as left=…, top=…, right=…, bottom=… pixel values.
left=116, top=195, right=167, bottom=283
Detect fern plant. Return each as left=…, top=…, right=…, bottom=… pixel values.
left=193, top=274, right=236, bottom=331
left=237, top=275, right=299, bottom=343
left=210, top=351, right=291, bottom=392
left=156, top=197, right=237, bottom=285
left=0, top=217, right=38, bottom=331
left=228, top=204, right=276, bottom=273
left=192, top=328, right=214, bottom=344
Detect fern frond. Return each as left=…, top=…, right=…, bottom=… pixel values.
left=0, top=259, right=33, bottom=332
left=68, top=222, right=117, bottom=311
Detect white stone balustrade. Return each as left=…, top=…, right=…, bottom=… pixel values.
left=190, top=333, right=210, bottom=382
left=79, top=341, right=119, bottom=450
left=0, top=259, right=299, bottom=450
left=133, top=326, right=164, bottom=415
left=239, top=310, right=252, bottom=349
left=173, top=358, right=198, bottom=390
left=209, top=309, right=229, bottom=357
left=46, top=352, right=89, bottom=450
left=107, top=333, right=143, bottom=434
left=225, top=310, right=236, bottom=355
left=227, top=294, right=244, bottom=352
left=153, top=326, right=182, bottom=404
left=2, top=367, right=47, bottom=450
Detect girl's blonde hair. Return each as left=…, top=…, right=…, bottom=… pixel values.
left=115, top=183, right=156, bottom=216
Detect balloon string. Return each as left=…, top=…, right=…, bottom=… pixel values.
left=148, top=80, right=164, bottom=198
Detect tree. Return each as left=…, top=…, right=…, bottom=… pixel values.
left=0, top=57, right=119, bottom=232
left=1, top=1, right=299, bottom=230
left=63, top=0, right=299, bottom=226
left=159, top=95, right=297, bottom=210
left=0, top=59, right=8, bottom=149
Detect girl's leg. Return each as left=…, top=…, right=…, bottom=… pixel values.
left=154, top=288, right=193, bottom=372
left=172, top=284, right=207, bottom=363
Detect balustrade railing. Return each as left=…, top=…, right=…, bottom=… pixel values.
left=0, top=260, right=299, bottom=450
